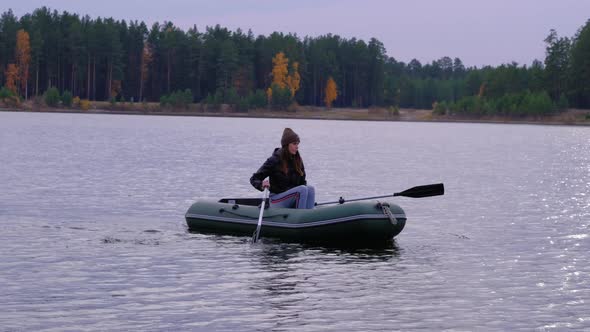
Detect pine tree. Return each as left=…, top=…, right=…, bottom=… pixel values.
left=569, top=19, right=590, bottom=108
left=139, top=41, right=152, bottom=102
left=30, top=29, right=43, bottom=97
left=544, top=29, right=570, bottom=101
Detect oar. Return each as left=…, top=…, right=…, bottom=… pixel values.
left=315, top=183, right=444, bottom=206
left=252, top=188, right=269, bottom=243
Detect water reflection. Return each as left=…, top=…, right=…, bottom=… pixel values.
left=248, top=239, right=402, bottom=331
left=251, top=239, right=401, bottom=293
left=310, top=240, right=401, bottom=260
left=255, top=244, right=303, bottom=296
left=248, top=242, right=304, bottom=329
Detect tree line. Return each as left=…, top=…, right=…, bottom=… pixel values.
left=1, top=7, right=589, bottom=116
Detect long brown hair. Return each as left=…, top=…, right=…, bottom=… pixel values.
left=280, top=147, right=304, bottom=176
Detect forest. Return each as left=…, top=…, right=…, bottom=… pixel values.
left=1, top=7, right=590, bottom=116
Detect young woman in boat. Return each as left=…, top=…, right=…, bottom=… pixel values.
left=250, top=128, right=315, bottom=209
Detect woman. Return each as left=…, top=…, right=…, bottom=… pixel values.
left=250, top=128, right=315, bottom=209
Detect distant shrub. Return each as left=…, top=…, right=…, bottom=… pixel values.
left=433, top=101, right=446, bottom=115
left=248, top=89, right=267, bottom=109
left=224, top=87, right=239, bottom=106
left=450, top=96, right=479, bottom=116
left=202, top=90, right=223, bottom=111
left=72, top=96, right=81, bottom=108
left=44, top=87, right=60, bottom=107
left=557, top=94, right=569, bottom=111
left=389, top=105, right=400, bottom=116
left=0, top=86, right=20, bottom=107
left=203, top=93, right=213, bottom=105
left=160, top=89, right=193, bottom=109
left=519, top=91, right=554, bottom=116
left=159, top=95, right=169, bottom=108
left=235, top=96, right=249, bottom=112
left=213, top=89, right=223, bottom=106
left=0, top=87, right=20, bottom=107
left=0, top=86, right=14, bottom=100
left=61, top=90, right=73, bottom=107
left=269, top=83, right=291, bottom=110
left=182, top=89, right=193, bottom=106
left=80, top=99, right=91, bottom=111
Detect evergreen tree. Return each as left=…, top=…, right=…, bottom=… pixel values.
left=544, top=29, right=570, bottom=101
left=569, top=20, right=590, bottom=108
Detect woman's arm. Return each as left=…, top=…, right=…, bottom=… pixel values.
left=250, top=156, right=276, bottom=191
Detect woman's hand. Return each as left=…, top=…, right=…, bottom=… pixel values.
left=262, top=179, right=270, bottom=189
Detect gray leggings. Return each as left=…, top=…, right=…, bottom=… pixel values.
left=269, top=185, right=315, bottom=209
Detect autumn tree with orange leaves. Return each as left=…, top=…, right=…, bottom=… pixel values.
left=324, top=77, right=338, bottom=108
left=286, top=62, right=301, bottom=98
left=15, top=29, right=31, bottom=99
left=4, top=64, right=19, bottom=95
left=271, top=52, right=288, bottom=88
left=267, top=52, right=301, bottom=104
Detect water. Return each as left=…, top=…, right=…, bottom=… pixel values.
left=1, top=112, right=588, bottom=331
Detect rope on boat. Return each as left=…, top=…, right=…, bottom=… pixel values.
left=377, top=201, right=398, bottom=226
left=219, top=208, right=289, bottom=219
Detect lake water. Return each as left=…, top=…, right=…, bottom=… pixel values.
left=1, top=112, right=589, bottom=331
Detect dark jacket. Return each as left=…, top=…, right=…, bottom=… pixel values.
left=250, top=148, right=306, bottom=194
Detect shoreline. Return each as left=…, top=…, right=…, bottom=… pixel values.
left=2, top=106, right=589, bottom=127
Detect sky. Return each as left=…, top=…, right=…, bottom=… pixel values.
left=4, top=0, right=590, bottom=68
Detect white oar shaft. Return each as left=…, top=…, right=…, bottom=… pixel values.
left=252, top=188, right=268, bottom=243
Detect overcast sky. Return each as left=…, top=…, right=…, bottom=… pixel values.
left=5, top=0, right=590, bottom=67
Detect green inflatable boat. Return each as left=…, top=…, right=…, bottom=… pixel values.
left=185, top=183, right=444, bottom=244
left=185, top=199, right=406, bottom=243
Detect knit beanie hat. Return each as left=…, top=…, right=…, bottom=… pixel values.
left=281, top=128, right=300, bottom=146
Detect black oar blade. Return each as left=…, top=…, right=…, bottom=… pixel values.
left=394, top=183, right=444, bottom=198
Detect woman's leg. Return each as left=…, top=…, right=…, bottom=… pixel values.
left=305, top=185, right=315, bottom=209
left=269, top=185, right=308, bottom=209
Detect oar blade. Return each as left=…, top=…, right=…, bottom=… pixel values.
left=394, top=183, right=444, bottom=198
